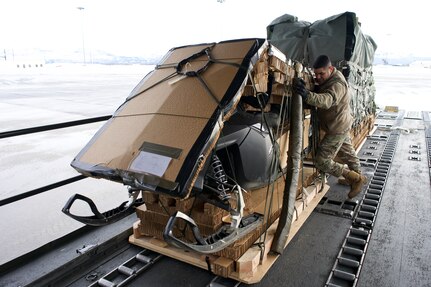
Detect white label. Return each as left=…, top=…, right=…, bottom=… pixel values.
left=130, top=151, right=171, bottom=177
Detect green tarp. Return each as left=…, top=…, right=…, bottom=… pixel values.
left=267, top=11, right=377, bottom=127
left=267, top=12, right=377, bottom=68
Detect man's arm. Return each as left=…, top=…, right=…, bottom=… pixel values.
left=306, top=82, right=347, bottom=109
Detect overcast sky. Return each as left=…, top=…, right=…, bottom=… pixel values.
left=1, top=0, right=429, bottom=58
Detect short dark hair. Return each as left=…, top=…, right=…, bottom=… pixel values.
left=313, top=55, right=331, bottom=69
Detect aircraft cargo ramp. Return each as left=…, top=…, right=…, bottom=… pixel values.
left=2, top=109, right=430, bottom=287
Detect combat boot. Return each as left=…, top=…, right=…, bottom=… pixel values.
left=338, top=170, right=361, bottom=186
left=344, top=171, right=367, bottom=199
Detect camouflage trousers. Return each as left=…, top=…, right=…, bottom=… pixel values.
left=315, top=132, right=361, bottom=177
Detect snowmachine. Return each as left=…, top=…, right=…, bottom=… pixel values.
left=62, top=38, right=309, bottom=254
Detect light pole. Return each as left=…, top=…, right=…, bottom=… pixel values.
left=77, top=7, right=86, bottom=64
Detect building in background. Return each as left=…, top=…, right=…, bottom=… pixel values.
left=0, top=48, right=45, bottom=69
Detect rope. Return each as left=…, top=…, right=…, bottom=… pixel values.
left=127, top=43, right=243, bottom=107
left=311, top=108, right=320, bottom=172
left=195, top=75, right=221, bottom=106
left=245, top=69, right=292, bottom=260
left=258, top=151, right=279, bottom=262
left=219, top=67, right=276, bottom=259
left=176, top=46, right=214, bottom=76
left=159, top=200, right=171, bottom=217
left=114, top=112, right=211, bottom=120
left=127, top=71, right=178, bottom=101
left=219, top=123, right=238, bottom=184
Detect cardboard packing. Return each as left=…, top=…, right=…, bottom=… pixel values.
left=71, top=39, right=268, bottom=199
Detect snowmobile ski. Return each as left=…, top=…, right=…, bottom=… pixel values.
left=62, top=190, right=143, bottom=226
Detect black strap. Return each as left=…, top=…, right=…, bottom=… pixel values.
left=176, top=46, right=213, bottom=76
left=205, top=256, right=213, bottom=274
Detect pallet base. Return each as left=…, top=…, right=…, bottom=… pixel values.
left=129, top=180, right=329, bottom=284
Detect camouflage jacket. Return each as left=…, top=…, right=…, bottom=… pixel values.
left=305, top=68, right=353, bottom=135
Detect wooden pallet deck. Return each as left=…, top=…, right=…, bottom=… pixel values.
left=129, top=179, right=329, bottom=284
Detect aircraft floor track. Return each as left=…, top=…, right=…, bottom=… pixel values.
left=68, top=245, right=241, bottom=287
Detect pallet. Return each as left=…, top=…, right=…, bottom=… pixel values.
left=129, top=179, right=329, bottom=284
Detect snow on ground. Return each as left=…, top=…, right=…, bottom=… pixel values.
left=373, top=64, right=431, bottom=111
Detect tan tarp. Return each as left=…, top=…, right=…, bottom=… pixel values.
left=72, top=39, right=267, bottom=198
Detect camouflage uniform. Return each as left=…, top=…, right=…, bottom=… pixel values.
left=315, top=132, right=361, bottom=177
left=305, top=68, right=360, bottom=177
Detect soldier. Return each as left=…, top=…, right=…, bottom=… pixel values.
left=292, top=55, right=366, bottom=198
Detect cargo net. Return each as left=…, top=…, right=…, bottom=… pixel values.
left=340, top=61, right=376, bottom=129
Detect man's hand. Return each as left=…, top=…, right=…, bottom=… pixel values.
left=292, top=77, right=308, bottom=101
